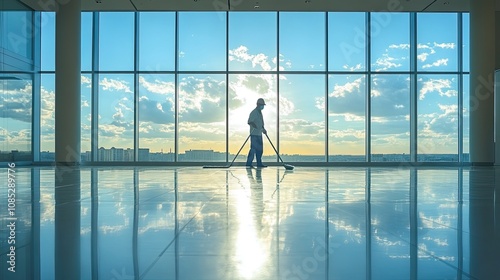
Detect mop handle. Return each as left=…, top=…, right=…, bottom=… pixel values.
left=264, top=133, right=286, bottom=164
left=229, top=128, right=255, bottom=166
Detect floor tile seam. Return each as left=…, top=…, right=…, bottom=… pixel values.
left=412, top=246, right=479, bottom=280
left=138, top=206, right=204, bottom=280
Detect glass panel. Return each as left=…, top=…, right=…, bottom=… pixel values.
left=462, top=74, right=469, bottom=162
left=279, top=74, right=325, bottom=161
left=81, top=74, right=92, bottom=162
left=2, top=11, right=33, bottom=59
left=98, top=74, right=134, bottom=161
left=41, top=74, right=55, bottom=161
left=417, top=170, right=459, bottom=279
left=417, top=74, right=458, bottom=162
left=81, top=12, right=92, bottom=71
left=228, top=12, right=277, bottom=71
left=41, top=12, right=55, bottom=71
left=370, top=13, right=410, bottom=72
left=138, top=74, right=175, bottom=161
left=328, top=12, right=366, bottom=71
left=417, top=13, right=458, bottom=72
left=139, top=12, right=175, bottom=71
left=99, top=12, right=134, bottom=71
left=178, top=12, right=226, bottom=71
left=279, top=12, right=325, bottom=71
left=329, top=74, right=366, bottom=161
left=178, top=74, right=226, bottom=161
left=371, top=74, right=410, bottom=161
left=228, top=74, right=277, bottom=162
left=462, top=13, right=469, bottom=72
left=0, top=77, right=32, bottom=161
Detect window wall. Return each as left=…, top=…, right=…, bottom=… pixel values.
left=0, top=8, right=35, bottom=162
left=25, top=11, right=472, bottom=163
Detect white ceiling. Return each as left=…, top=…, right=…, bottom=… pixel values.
left=15, top=0, right=500, bottom=12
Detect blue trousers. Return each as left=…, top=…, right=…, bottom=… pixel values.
left=246, top=135, right=263, bottom=166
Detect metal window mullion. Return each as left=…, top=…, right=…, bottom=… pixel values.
left=225, top=11, right=229, bottom=163
left=134, top=12, right=140, bottom=162
left=458, top=13, right=464, bottom=163
left=91, top=12, right=100, bottom=162
left=410, top=13, right=417, bottom=163
left=174, top=12, right=179, bottom=162
left=325, top=12, right=329, bottom=162
left=366, top=12, right=371, bottom=163
left=276, top=12, right=280, bottom=163
left=32, top=11, right=41, bottom=163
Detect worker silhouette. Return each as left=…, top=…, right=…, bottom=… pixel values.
left=246, top=98, right=267, bottom=168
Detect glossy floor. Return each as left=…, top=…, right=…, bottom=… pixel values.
left=1, top=166, right=499, bottom=280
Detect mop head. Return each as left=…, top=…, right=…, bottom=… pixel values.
left=283, top=164, right=294, bottom=170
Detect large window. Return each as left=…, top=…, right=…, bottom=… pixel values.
left=328, top=74, right=366, bottom=161
left=28, top=11, right=471, bottom=163
left=417, top=75, right=459, bottom=161
left=328, top=12, right=366, bottom=72
left=279, top=74, right=325, bottom=161
left=279, top=12, right=325, bottom=71
left=99, top=12, right=135, bottom=71
left=178, top=12, right=226, bottom=71
left=371, top=74, right=411, bottom=162
left=98, top=74, right=135, bottom=161
left=370, top=13, right=410, bottom=72
left=0, top=77, right=33, bottom=161
left=178, top=74, right=226, bottom=161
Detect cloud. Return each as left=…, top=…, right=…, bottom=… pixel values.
left=40, top=86, right=55, bottom=132
left=100, top=78, right=133, bottom=93
left=417, top=42, right=455, bottom=69
left=178, top=75, right=226, bottom=123
left=229, top=45, right=275, bottom=71
left=418, top=78, right=457, bottom=100
left=328, top=77, right=365, bottom=117
left=0, top=127, right=31, bottom=147
left=330, top=77, right=363, bottom=98
left=434, top=42, right=455, bottom=49
left=139, top=76, right=175, bottom=95
left=280, top=118, right=324, bottom=141
left=81, top=75, right=91, bottom=87
left=373, top=53, right=402, bottom=71
left=0, top=81, right=32, bottom=123
left=138, top=96, right=175, bottom=124
left=422, top=58, right=448, bottom=69
left=342, top=64, right=363, bottom=71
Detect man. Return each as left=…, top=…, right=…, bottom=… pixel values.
left=246, top=98, right=267, bottom=168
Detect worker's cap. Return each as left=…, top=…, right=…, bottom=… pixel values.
left=256, top=98, right=266, bottom=105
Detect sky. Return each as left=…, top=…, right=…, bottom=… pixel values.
left=0, top=11, right=471, bottom=159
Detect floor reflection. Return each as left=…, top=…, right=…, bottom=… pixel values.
left=0, top=166, right=499, bottom=279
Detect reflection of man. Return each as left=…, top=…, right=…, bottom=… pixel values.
left=246, top=98, right=267, bottom=168
left=246, top=167, right=264, bottom=231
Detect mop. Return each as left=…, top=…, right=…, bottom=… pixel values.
left=264, top=133, right=295, bottom=170
left=203, top=129, right=253, bottom=169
